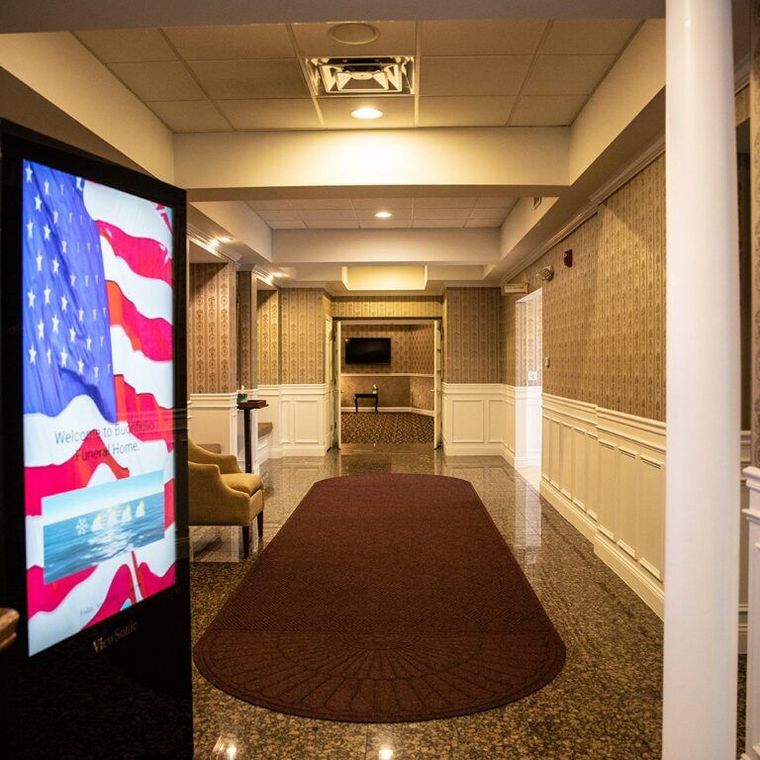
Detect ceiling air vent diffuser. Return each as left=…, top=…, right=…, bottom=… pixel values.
left=307, top=56, right=414, bottom=96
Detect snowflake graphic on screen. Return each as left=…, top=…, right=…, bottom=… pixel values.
left=75, top=518, right=88, bottom=536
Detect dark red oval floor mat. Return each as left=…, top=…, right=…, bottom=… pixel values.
left=193, top=473, right=565, bottom=722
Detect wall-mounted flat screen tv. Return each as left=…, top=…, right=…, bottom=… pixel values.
left=345, top=337, right=391, bottom=364
left=0, top=123, right=186, bottom=657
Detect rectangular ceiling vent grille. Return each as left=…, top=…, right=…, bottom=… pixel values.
left=307, top=56, right=415, bottom=96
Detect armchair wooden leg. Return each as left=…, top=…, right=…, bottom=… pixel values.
left=257, top=510, right=264, bottom=544
left=242, top=524, right=251, bottom=559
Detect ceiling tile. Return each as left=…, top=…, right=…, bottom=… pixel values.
left=418, top=96, right=513, bottom=127
left=108, top=61, right=205, bottom=100
left=522, top=55, right=616, bottom=96
left=465, top=219, right=503, bottom=228
left=414, top=208, right=472, bottom=220
left=291, top=21, right=416, bottom=57
left=247, top=200, right=294, bottom=211
left=217, top=99, right=321, bottom=129
left=475, top=197, right=516, bottom=209
left=421, top=20, right=548, bottom=55
left=319, top=96, right=414, bottom=129
left=412, top=219, right=465, bottom=228
left=510, top=94, right=587, bottom=126
left=269, top=220, right=307, bottom=229
left=147, top=100, right=230, bottom=132
left=351, top=198, right=414, bottom=210
left=257, top=210, right=304, bottom=222
left=469, top=208, right=510, bottom=220
left=421, top=56, right=532, bottom=96
left=76, top=29, right=177, bottom=63
left=414, top=197, right=477, bottom=209
left=542, top=19, right=640, bottom=55
left=292, top=199, right=355, bottom=210
left=359, top=219, right=413, bottom=229
left=163, top=25, right=295, bottom=59
left=304, top=219, right=359, bottom=229
left=188, top=59, right=309, bottom=99
left=300, top=210, right=357, bottom=222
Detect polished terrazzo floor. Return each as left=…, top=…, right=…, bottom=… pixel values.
left=190, top=448, right=745, bottom=759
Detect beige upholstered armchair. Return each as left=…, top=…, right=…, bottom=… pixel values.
left=187, top=439, right=265, bottom=558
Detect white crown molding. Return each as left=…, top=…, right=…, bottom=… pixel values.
left=587, top=135, right=665, bottom=207
left=504, top=135, right=665, bottom=282
left=189, top=391, right=238, bottom=408
left=442, top=382, right=507, bottom=395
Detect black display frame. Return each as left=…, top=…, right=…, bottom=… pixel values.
left=345, top=336, right=392, bottom=365
left=0, top=119, right=193, bottom=759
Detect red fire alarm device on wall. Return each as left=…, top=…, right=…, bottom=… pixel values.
left=563, top=249, right=573, bottom=267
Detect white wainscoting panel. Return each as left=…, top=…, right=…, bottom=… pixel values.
left=188, top=392, right=238, bottom=456
left=541, top=394, right=665, bottom=617
left=442, top=384, right=513, bottom=461
left=742, top=467, right=760, bottom=760
left=254, top=384, right=331, bottom=458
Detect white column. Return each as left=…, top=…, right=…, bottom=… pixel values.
left=663, top=1, right=740, bottom=758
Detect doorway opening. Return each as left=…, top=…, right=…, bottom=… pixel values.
left=514, top=289, right=543, bottom=488
left=329, top=319, right=442, bottom=451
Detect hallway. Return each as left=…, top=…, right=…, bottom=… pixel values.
left=192, top=452, right=671, bottom=759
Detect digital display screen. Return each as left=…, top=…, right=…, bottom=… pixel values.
left=22, top=159, right=176, bottom=655
left=345, top=337, right=391, bottom=364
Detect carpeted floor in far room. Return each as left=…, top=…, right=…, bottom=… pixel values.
left=341, top=411, right=433, bottom=444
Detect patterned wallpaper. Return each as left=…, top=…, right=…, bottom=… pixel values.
left=752, top=0, right=760, bottom=464
left=237, top=272, right=256, bottom=389
left=256, top=290, right=280, bottom=385
left=409, top=324, right=434, bottom=374
left=444, top=288, right=502, bottom=384
left=410, top=375, right=434, bottom=411
left=341, top=324, right=433, bottom=374
left=339, top=375, right=434, bottom=411
left=188, top=263, right=237, bottom=393
left=280, top=288, right=326, bottom=384
left=503, top=155, right=666, bottom=420
left=341, top=375, right=410, bottom=407
left=332, top=296, right=442, bottom=318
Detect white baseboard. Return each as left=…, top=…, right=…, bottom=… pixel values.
left=443, top=442, right=505, bottom=457
left=279, top=443, right=329, bottom=457
left=539, top=477, right=597, bottom=543
left=593, top=533, right=664, bottom=618
left=341, top=406, right=433, bottom=415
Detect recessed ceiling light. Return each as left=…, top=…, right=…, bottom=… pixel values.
left=375, top=210, right=393, bottom=219
left=328, top=22, right=380, bottom=46
left=351, top=106, right=383, bottom=120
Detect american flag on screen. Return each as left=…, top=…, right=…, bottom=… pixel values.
left=21, top=159, right=177, bottom=655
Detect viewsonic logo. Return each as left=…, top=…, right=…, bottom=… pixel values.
left=91, top=620, right=138, bottom=654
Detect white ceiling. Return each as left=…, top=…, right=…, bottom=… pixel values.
left=74, top=18, right=641, bottom=133
left=246, top=195, right=518, bottom=229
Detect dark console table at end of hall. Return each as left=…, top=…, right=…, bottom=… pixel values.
left=354, top=392, right=379, bottom=413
